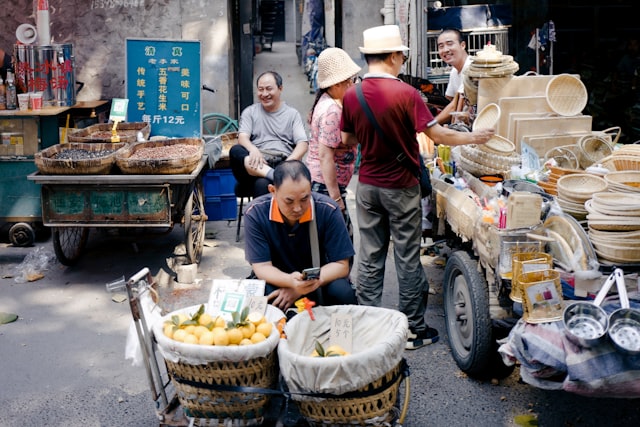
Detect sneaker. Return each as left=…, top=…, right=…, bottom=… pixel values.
left=406, top=327, right=439, bottom=350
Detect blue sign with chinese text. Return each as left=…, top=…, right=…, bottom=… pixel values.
left=125, top=38, right=201, bottom=138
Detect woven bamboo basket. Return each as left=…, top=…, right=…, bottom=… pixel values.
left=34, top=142, right=126, bottom=175
left=612, top=155, right=640, bottom=171
left=215, top=131, right=239, bottom=168
left=68, top=122, right=150, bottom=143
left=116, top=137, right=204, bottom=174
left=295, top=361, right=404, bottom=427
left=545, top=74, right=588, bottom=116
left=164, top=352, right=278, bottom=421
left=603, top=172, right=640, bottom=193
left=577, top=134, right=614, bottom=168
left=153, top=304, right=283, bottom=423
left=544, top=145, right=581, bottom=170
left=278, top=306, right=408, bottom=427
left=557, top=173, right=608, bottom=202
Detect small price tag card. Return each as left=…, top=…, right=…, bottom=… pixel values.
left=330, top=313, right=353, bottom=353
left=247, top=295, right=268, bottom=316
left=110, top=98, right=129, bottom=123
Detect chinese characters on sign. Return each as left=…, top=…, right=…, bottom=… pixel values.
left=126, top=39, right=201, bottom=138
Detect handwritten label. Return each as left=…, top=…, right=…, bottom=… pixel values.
left=330, top=313, right=353, bottom=353
left=247, top=296, right=268, bottom=316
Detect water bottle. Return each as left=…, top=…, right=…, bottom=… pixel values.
left=5, top=71, right=17, bottom=110
left=0, top=76, right=6, bottom=110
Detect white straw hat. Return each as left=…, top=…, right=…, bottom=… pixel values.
left=359, top=25, right=409, bottom=54
left=317, top=47, right=362, bottom=89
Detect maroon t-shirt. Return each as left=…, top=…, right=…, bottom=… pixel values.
left=341, top=76, right=436, bottom=189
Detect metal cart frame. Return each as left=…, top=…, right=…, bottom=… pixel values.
left=27, top=158, right=207, bottom=266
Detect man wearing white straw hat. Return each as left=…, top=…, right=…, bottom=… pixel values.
left=341, top=24, right=494, bottom=350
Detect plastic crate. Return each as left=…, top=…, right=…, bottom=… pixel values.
left=204, top=168, right=236, bottom=196
left=205, top=195, right=237, bottom=221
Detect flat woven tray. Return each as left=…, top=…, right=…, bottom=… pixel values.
left=68, top=122, right=150, bottom=143
left=34, top=142, right=126, bottom=175
left=545, top=74, right=588, bottom=116
left=115, top=138, right=204, bottom=174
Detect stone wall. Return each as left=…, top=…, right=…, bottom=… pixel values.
left=1, top=0, right=233, bottom=116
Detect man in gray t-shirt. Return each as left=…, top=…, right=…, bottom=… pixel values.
left=230, top=71, right=308, bottom=196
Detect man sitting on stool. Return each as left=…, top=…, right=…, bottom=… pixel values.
left=230, top=71, right=309, bottom=197
left=243, top=160, right=357, bottom=311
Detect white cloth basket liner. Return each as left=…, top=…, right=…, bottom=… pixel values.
left=278, top=305, right=408, bottom=396
left=152, top=303, right=284, bottom=365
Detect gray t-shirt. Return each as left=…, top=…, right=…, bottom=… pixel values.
left=238, top=102, right=308, bottom=155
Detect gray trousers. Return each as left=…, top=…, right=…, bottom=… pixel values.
left=355, top=182, right=430, bottom=334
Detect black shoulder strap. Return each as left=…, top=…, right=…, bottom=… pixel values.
left=354, top=83, right=420, bottom=178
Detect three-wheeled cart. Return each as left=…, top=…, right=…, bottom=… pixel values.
left=431, top=177, right=547, bottom=379
left=27, top=157, right=207, bottom=266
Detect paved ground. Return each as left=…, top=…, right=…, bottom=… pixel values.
left=1, top=42, right=640, bottom=427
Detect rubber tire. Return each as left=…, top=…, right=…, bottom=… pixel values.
left=52, top=227, right=89, bottom=266
left=9, top=222, right=35, bottom=247
left=443, top=250, right=494, bottom=379
left=185, top=180, right=205, bottom=264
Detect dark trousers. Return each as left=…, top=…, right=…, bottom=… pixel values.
left=230, top=145, right=284, bottom=197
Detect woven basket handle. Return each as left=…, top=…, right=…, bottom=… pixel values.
left=600, top=126, right=621, bottom=145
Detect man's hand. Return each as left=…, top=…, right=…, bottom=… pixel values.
left=246, top=148, right=266, bottom=170
left=266, top=272, right=321, bottom=310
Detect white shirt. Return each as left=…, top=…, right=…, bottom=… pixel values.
left=445, top=56, right=472, bottom=98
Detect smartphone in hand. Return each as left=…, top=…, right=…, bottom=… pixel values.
left=301, top=267, right=320, bottom=280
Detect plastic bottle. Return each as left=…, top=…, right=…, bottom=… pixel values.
left=5, top=71, right=17, bottom=110
left=0, top=76, right=6, bottom=110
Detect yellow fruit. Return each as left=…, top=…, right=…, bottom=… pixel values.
left=213, top=316, right=227, bottom=328
left=227, top=327, right=243, bottom=345
left=240, top=323, right=256, bottom=339
left=250, top=332, right=267, bottom=344
left=184, top=334, right=199, bottom=345
left=309, top=349, right=321, bottom=357
left=193, top=325, right=209, bottom=338
left=198, top=313, right=213, bottom=327
left=172, top=329, right=188, bottom=342
left=256, top=322, right=272, bottom=338
left=163, top=324, right=174, bottom=339
left=247, top=312, right=265, bottom=326
left=325, top=345, right=348, bottom=356
left=199, top=330, right=215, bottom=346
left=239, top=338, right=253, bottom=346
left=184, top=325, right=196, bottom=335
left=212, top=328, right=229, bottom=346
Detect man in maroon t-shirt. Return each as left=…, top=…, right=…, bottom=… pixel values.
left=341, top=25, right=494, bottom=350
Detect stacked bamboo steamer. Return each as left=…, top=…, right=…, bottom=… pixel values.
left=599, top=144, right=640, bottom=172
left=555, top=173, right=608, bottom=223
left=586, top=189, right=640, bottom=264
left=454, top=103, right=521, bottom=177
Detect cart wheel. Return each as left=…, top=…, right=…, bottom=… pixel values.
left=184, top=180, right=206, bottom=264
left=443, top=250, right=499, bottom=379
left=202, top=113, right=238, bottom=136
left=9, top=222, right=35, bottom=247
left=53, top=227, right=89, bottom=266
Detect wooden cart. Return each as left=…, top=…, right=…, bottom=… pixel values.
left=27, top=157, right=207, bottom=266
